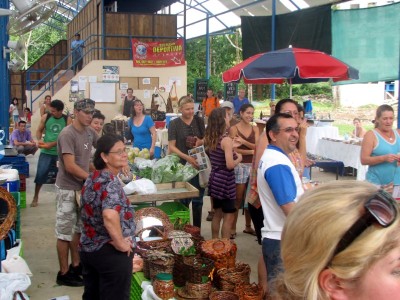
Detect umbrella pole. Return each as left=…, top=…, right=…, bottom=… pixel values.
left=289, top=82, right=292, bottom=98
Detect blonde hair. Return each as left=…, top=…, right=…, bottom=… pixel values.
left=272, top=181, right=400, bottom=300
left=178, top=95, right=194, bottom=108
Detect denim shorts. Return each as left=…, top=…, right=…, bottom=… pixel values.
left=262, top=238, right=283, bottom=283
left=34, top=152, right=58, bottom=184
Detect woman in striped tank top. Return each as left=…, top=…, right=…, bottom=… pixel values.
left=205, top=108, right=242, bottom=239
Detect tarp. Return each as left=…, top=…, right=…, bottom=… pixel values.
left=241, top=4, right=332, bottom=60
left=332, top=2, right=400, bottom=84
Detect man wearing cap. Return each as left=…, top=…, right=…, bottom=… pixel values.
left=71, top=33, right=85, bottom=74
left=55, top=99, right=98, bottom=286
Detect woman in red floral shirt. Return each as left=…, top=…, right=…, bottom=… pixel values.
left=80, top=134, right=135, bottom=300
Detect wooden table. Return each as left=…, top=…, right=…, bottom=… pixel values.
left=128, top=182, right=199, bottom=205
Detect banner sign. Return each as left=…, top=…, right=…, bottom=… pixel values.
left=131, top=39, right=185, bottom=67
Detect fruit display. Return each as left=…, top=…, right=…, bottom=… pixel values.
left=127, top=147, right=150, bottom=163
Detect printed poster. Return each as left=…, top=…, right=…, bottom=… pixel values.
left=102, top=66, right=119, bottom=82
left=131, top=38, right=185, bottom=67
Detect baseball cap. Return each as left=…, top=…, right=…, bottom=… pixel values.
left=74, top=98, right=95, bottom=113
left=220, top=101, right=234, bottom=110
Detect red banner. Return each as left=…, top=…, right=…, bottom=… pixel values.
left=131, top=39, right=185, bottom=67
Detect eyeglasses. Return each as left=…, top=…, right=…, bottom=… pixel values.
left=331, top=190, right=397, bottom=259
left=108, top=148, right=128, bottom=156
left=279, top=127, right=300, bottom=133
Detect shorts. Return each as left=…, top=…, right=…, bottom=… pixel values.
left=55, top=187, right=82, bottom=241
left=34, top=152, right=58, bottom=184
left=213, top=198, right=236, bottom=213
left=234, top=163, right=251, bottom=184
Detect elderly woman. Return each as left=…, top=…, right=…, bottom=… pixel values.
left=361, top=104, right=400, bottom=189
left=272, top=181, right=400, bottom=299
left=168, top=95, right=206, bottom=229
left=80, top=134, right=135, bottom=300
left=127, top=99, right=156, bottom=157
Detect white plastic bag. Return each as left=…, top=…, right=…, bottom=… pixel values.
left=1, top=255, right=32, bottom=276
left=123, top=179, right=157, bottom=195
left=0, top=273, right=31, bottom=300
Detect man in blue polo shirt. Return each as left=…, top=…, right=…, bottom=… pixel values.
left=257, top=113, right=304, bottom=283
left=232, top=89, right=249, bottom=115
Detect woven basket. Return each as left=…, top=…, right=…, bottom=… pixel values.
left=0, top=187, right=17, bottom=240
left=209, top=291, right=239, bottom=300
left=183, top=224, right=201, bottom=236
left=235, top=283, right=263, bottom=300
left=217, top=262, right=251, bottom=291
left=173, top=254, right=190, bottom=287
left=185, top=281, right=212, bottom=298
left=201, top=239, right=237, bottom=270
left=136, top=226, right=171, bottom=252
left=183, top=256, right=214, bottom=284
left=142, top=250, right=174, bottom=280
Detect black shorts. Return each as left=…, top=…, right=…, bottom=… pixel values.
left=213, top=198, right=236, bottom=213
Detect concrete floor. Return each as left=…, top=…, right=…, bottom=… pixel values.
left=20, top=153, right=355, bottom=299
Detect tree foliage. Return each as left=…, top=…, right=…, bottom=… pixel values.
left=10, top=19, right=66, bottom=70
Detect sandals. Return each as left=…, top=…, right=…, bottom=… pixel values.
left=243, top=226, right=256, bottom=236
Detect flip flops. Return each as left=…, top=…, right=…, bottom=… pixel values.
left=243, top=227, right=257, bottom=236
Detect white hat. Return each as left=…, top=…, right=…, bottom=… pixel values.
left=220, top=101, right=234, bottom=109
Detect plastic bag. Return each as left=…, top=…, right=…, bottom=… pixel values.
left=0, top=273, right=31, bottom=300
left=134, top=158, right=156, bottom=169
left=1, top=255, right=32, bottom=276
left=123, top=179, right=157, bottom=195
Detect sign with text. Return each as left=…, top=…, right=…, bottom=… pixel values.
left=131, top=39, right=185, bottom=67
left=224, top=82, right=237, bottom=101
left=194, top=79, right=208, bottom=103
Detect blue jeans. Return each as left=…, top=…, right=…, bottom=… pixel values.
left=181, top=174, right=205, bottom=228
left=262, top=238, right=283, bottom=283
left=34, top=152, right=58, bottom=184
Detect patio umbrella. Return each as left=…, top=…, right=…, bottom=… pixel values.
left=222, top=47, right=359, bottom=97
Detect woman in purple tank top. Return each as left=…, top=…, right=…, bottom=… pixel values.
left=204, top=108, right=242, bottom=239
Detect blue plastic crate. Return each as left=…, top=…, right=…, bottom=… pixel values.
left=0, top=155, right=26, bottom=165
left=12, top=162, right=29, bottom=178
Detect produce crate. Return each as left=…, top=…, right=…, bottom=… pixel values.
left=20, top=191, right=26, bottom=209
left=158, top=201, right=190, bottom=226
left=19, top=174, right=26, bottom=192
left=10, top=192, right=21, bottom=239
left=13, top=162, right=29, bottom=178
left=130, top=272, right=146, bottom=300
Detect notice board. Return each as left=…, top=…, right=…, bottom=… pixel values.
left=194, top=79, right=208, bottom=103
left=90, top=82, right=116, bottom=103
left=225, top=82, right=238, bottom=101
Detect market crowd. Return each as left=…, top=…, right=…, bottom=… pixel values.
left=13, top=87, right=400, bottom=299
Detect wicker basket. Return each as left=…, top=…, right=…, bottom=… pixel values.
left=217, top=262, right=251, bottom=291
left=183, top=224, right=201, bottom=236
left=201, top=239, right=237, bottom=270
left=186, top=281, right=212, bottom=298
left=173, top=254, right=190, bottom=287
left=136, top=225, right=171, bottom=252
left=142, top=250, right=174, bottom=280
left=209, top=291, right=239, bottom=300
left=235, top=283, right=263, bottom=300
left=183, top=256, right=214, bottom=284
left=0, top=187, right=17, bottom=240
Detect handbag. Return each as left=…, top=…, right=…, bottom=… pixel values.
left=166, top=82, right=178, bottom=113
left=199, top=153, right=211, bottom=188
left=124, top=118, right=134, bottom=141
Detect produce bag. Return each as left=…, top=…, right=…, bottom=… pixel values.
left=151, top=155, right=198, bottom=183
left=123, top=179, right=157, bottom=195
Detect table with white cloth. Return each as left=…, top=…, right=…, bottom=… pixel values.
left=315, top=138, right=368, bottom=181
left=306, top=126, right=340, bottom=155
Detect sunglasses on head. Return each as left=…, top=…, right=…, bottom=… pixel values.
left=330, top=189, right=397, bottom=261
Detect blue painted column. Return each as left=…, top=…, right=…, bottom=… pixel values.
left=0, top=0, right=10, bottom=142
left=270, top=0, right=276, bottom=101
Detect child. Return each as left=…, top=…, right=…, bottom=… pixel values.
left=9, top=98, right=19, bottom=128
left=204, top=108, right=242, bottom=239
left=90, top=111, right=105, bottom=136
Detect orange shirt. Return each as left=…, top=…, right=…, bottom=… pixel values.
left=202, top=97, right=220, bottom=116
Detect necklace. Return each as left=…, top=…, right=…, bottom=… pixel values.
left=378, top=128, right=393, bottom=141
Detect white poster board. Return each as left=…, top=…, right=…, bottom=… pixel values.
left=89, top=82, right=116, bottom=103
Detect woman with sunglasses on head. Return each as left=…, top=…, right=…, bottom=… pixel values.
left=229, top=103, right=260, bottom=239
left=127, top=99, right=156, bottom=157
left=271, top=180, right=400, bottom=299
left=361, top=104, right=400, bottom=192
left=80, top=134, right=135, bottom=300
left=168, top=95, right=206, bottom=229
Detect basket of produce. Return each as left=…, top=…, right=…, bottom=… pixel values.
left=183, top=256, right=214, bottom=284
left=209, top=291, right=239, bottom=300
left=200, top=239, right=237, bottom=270
left=217, top=262, right=251, bottom=291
